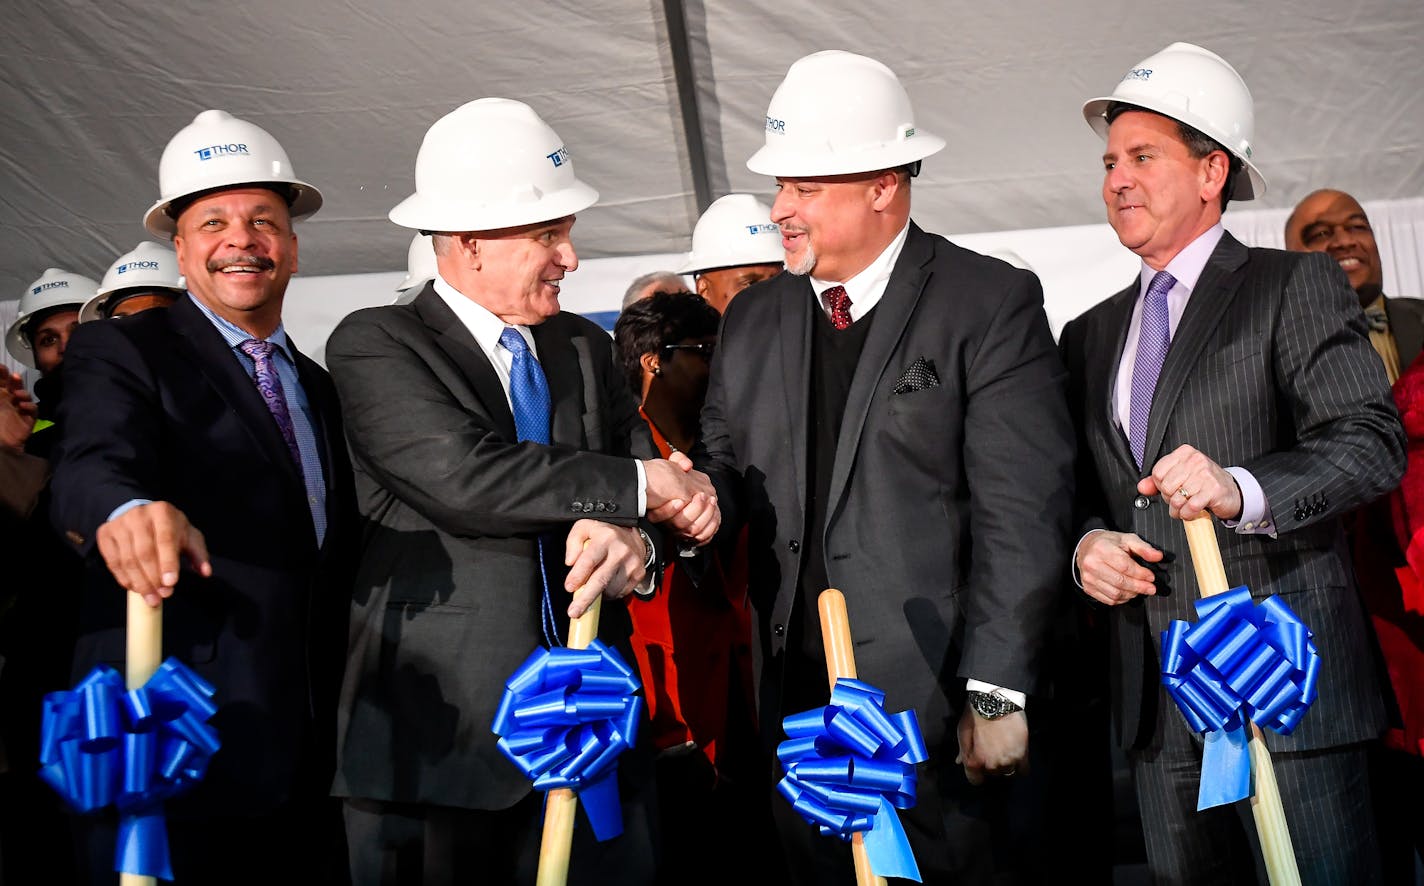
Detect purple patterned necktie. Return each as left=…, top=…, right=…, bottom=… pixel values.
left=1128, top=270, right=1176, bottom=469
left=822, top=285, right=853, bottom=330
left=238, top=338, right=303, bottom=467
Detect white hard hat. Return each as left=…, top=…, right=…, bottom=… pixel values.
left=389, top=98, right=599, bottom=233
left=678, top=194, right=783, bottom=275
left=143, top=109, right=324, bottom=239
left=1082, top=42, right=1266, bottom=200
left=81, top=242, right=186, bottom=322
left=747, top=50, right=945, bottom=178
left=396, top=233, right=438, bottom=293
left=6, top=268, right=98, bottom=368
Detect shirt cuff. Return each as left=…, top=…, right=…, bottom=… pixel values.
left=635, top=460, right=647, bottom=517
left=107, top=498, right=153, bottom=524
left=1222, top=467, right=1276, bottom=535
left=965, top=679, right=1026, bottom=711
left=1071, top=529, right=1106, bottom=589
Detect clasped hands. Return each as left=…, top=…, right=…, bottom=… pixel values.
left=1076, top=444, right=1242, bottom=607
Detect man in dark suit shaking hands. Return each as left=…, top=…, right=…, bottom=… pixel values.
left=695, top=50, right=1076, bottom=885
left=325, top=98, right=719, bottom=885
left=1061, top=42, right=1405, bottom=884
left=49, top=109, right=358, bottom=881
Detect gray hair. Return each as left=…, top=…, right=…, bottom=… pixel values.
left=622, top=271, right=687, bottom=309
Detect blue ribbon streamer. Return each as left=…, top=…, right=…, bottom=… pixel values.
left=776, top=678, right=927, bottom=882
left=491, top=640, right=642, bottom=841
left=38, top=658, right=221, bottom=880
left=1161, top=585, right=1319, bottom=810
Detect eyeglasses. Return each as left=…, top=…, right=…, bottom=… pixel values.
left=660, top=342, right=716, bottom=359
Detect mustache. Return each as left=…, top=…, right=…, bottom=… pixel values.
left=206, top=254, right=275, bottom=272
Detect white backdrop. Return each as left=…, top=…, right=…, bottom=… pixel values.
left=4, top=195, right=1423, bottom=385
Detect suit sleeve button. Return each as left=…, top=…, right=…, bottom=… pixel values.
left=1133, top=495, right=1150, bottom=510
left=773, top=623, right=786, bottom=637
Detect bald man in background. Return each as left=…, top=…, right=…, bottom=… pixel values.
left=1285, top=189, right=1424, bottom=383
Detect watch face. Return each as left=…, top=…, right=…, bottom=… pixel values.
left=969, top=691, right=1018, bottom=720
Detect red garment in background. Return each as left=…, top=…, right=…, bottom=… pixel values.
left=626, top=414, right=756, bottom=771
left=1367, top=353, right=1424, bottom=755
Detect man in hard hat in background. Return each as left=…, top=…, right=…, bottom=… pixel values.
left=1062, top=43, right=1401, bottom=883
left=79, top=241, right=185, bottom=322
left=678, top=193, right=783, bottom=314
left=694, top=50, right=1076, bottom=885
left=622, top=269, right=688, bottom=310
left=1286, top=189, right=1424, bottom=883
left=0, top=267, right=96, bottom=884
left=48, top=109, right=358, bottom=882
left=325, top=97, right=718, bottom=885
left=393, top=232, right=437, bottom=305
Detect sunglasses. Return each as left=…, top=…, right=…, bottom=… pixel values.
left=660, top=342, right=716, bottom=359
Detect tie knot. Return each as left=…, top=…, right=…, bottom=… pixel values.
left=500, top=327, right=530, bottom=355
left=1365, top=306, right=1389, bottom=332
left=822, top=285, right=853, bottom=330
left=239, top=338, right=276, bottom=361
left=1146, top=270, right=1176, bottom=302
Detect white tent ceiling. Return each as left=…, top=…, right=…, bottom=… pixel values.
left=1, top=0, right=1422, bottom=303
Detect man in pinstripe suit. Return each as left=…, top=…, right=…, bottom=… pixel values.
left=1061, top=43, right=1404, bottom=884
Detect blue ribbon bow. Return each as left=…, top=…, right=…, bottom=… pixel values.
left=776, top=678, right=927, bottom=882
left=39, top=659, right=221, bottom=880
left=491, top=640, right=642, bottom=841
left=1161, top=585, right=1319, bottom=809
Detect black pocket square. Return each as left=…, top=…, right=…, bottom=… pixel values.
left=894, top=357, right=940, bottom=394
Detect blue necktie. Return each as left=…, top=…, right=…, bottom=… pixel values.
left=500, top=328, right=560, bottom=645
left=1128, top=270, right=1177, bottom=469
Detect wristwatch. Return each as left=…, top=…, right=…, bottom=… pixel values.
left=633, top=528, right=658, bottom=598
left=966, top=689, right=1023, bottom=721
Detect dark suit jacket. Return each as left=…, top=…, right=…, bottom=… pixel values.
left=48, top=294, right=357, bottom=815
left=325, top=286, right=658, bottom=811
left=696, top=223, right=1076, bottom=758
left=1385, top=294, right=1424, bottom=368
left=1058, top=232, right=1405, bottom=752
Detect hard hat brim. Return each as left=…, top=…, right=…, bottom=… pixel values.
left=746, top=134, right=945, bottom=178
left=677, top=252, right=786, bottom=276
left=5, top=304, right=80, bottom=369
left=143, top=180, right=325, bottom=239
left=387, top=181, right=599, bottom=234
left=1081, top=97, right=1266, bottom=200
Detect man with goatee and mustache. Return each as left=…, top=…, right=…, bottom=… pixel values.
left=693, top=50, right=1075, bottom=885
left=1061, top=44, right=1402, bottom=883
left=324, top=98, right=718, bottom=885
left=48, top=110, right=358, bottom=883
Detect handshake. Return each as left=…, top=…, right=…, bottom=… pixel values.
left=643, top=451, right=720, bottom=545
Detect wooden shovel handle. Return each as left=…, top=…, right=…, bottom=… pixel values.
left=1181, top=517, right=1300, bottom=886
left=121, top=592, right=162, bottom=886
left=818, top=589, right=887, bottom=886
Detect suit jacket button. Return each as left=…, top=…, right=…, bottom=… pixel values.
left=606, top=502, right=618, bottom=513
left=582, top=502, right=595, bottom=513
left=594, top=502, right=606, bottom=512
left=65, top=530, right=85, bottom=546
left=787, top=539, right=800, bottom=553
left=773, top=623, right=786, bottom=637
left=570, top=501, right=583, bottom=513
left=1133, top=495, right=1150, bottom=510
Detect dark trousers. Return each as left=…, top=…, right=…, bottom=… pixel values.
left=1369, top=743, right=1424, bottom=885
left=1130, top=696, right=1382, bottom=886
left=343, top=779, right=658, bottom=886
left=72, top=791, right=349, bottom=885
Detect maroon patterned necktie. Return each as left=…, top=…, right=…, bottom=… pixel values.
left=822, top=285, right=853, bottom=330
left=238, top=338, right=303, bottom=467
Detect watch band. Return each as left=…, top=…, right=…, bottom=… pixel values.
left=967, top=689, right=1023, bottom=720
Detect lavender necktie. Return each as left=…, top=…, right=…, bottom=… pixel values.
left=238, top=338, right=303, bottom=468
left=1128, top=270, right=1176, bottom=469
left=500, top=328, right=561, bottom=646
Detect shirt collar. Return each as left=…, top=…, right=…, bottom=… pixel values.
left=432, top=273, right=537, bottom=358
left=186, top=291, right=295, bottom=362
left=1140, top=223, right=1225, bottom=296
left=809, top=221, right=911, bottom=322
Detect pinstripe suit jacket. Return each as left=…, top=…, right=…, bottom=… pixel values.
left=1059, top=232, right=1405, bottom=753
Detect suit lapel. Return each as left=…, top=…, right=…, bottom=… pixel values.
left=1091, top=281, right=1140, bottom=473
left=778, top=274, right=812, bottom=514
left=1142, top=233, right=1250, bottom=467
left=413, top=288, right=518, bottom=441
left=827, top=224, right=930, bottom=509
left=169, top=296, right=303, bottom=485
left=532, top=315, right=583, bottom=448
